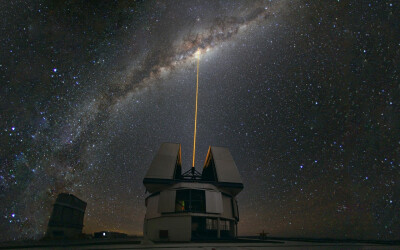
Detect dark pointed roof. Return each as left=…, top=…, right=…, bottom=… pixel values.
left=202, top=146, right=243, bottom=195
left=143, top=143, right=182, bottom=192
left=203, top=146, right=243, bottom=184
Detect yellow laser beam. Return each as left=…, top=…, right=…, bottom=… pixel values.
left=192, top=53, right=200, bottom=167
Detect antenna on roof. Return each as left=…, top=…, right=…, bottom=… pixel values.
left=192, top=49, right=200, bottom=169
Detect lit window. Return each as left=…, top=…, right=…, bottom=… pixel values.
left=220, top=220, right=230, bottom=231
left=206, top=218, right=218, bottom=230
left=175, top=189, right=205, bottom=212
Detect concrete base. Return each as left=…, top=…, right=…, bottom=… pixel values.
left=145, top=215, right=191, bottom=242
left=140, top=238, right=154, bottom=245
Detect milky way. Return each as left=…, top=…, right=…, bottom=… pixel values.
left=1, top=0, right=399, bottom=241
left=68, top=0, right=289, bottom=140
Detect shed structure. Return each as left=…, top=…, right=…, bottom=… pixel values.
left=143, top=143, right=243, bottom=242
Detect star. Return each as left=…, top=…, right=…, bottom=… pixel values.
left=0, top=0, right=398, bottom=242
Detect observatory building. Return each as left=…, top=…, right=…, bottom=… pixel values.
left=143, top=143, right=243, bottom=242
left=46, top=193, right=87, bottom=239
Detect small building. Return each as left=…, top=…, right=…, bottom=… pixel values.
left=94, top=231, right=128, bottom=239
left=46, top=193, right=87, bottom=239
left=143, top=143, right=243, bottom=242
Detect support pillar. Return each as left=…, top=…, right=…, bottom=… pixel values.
left=217, top=217, right=220, bottom=239
left=235, top=222, right=238, bottom=238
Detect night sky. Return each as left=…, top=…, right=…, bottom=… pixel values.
left=1, top=0, right=399, bottom=242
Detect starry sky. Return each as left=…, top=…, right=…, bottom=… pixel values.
left=1, top=0, right=399, bottom=242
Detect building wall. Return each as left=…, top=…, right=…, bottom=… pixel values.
left=144, top=182, right=240, bottom=241
left=145, top=195, right=161, bottom=219
left=145, top=215, right=191, bottom=241
left=205, top=190, right=223, bottom=214
left=221, top=194, right=233, bottom=218
left=158, top=190, right=176, bottom=213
